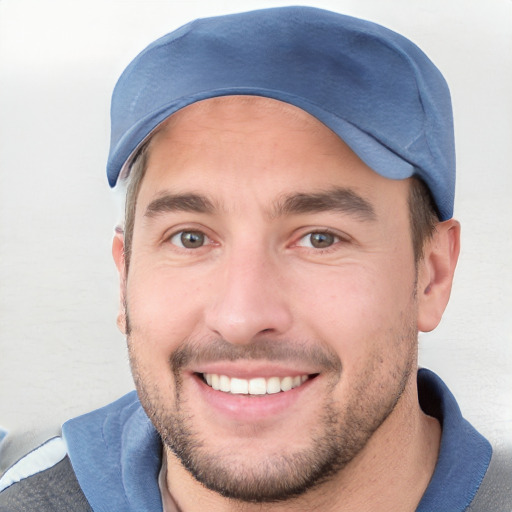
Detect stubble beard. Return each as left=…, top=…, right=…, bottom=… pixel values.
left=126, top=312, right=417, bottom=505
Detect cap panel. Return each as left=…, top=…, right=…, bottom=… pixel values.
left=108, top=6, right=455, bottom=220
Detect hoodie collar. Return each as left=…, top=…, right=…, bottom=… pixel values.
left=63, top=369, right=491, bottom=512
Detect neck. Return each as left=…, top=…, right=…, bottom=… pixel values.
left=162, top=377, right=441, bottom=512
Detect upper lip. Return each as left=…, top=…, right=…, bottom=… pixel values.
left=190, top=362, right=319, bottom=380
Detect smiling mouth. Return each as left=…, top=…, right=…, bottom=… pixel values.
left=200, top=373, right=317, bottom=395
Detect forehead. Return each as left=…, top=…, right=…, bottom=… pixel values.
left=136, top=96, right=410, bottom=214
left=153, top=96, right=333, bottom=144
left=144, top=96, right=364, bottom=179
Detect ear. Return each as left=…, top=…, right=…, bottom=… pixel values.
left=417, top=219, right=461, bottom=332
left=112, top=229, right=127, bottom=335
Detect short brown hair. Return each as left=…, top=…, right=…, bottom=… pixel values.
left=408, top=177, right=439, bottom=263
left=122, top=141, right=151, bottom=270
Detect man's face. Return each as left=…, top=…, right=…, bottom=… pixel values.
left=120, top=97, right=420, bottom=501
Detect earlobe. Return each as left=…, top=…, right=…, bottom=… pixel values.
left=417, top=219, right=461, bottom=332
left=112, top=230, right=127, bottom=335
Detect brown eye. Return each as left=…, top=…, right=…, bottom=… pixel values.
left=309, top=232, right=335, bottom=248
left=297, top=231, right=338, bottom=249
left=170, top=230, right=206, bottom=249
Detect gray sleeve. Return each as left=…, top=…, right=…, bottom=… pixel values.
left=0, top=456, right=93, bottom=512
left=465, top=446, right=512, bottom=512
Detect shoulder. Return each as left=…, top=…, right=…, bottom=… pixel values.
left=418, top=369, right=511, bottom=511
left=466, top=443, right=512, bottom=512
left=0, top=437, right=92, bottom=511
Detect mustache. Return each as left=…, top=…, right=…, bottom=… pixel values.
left=169, top=337, right=342, bottom=374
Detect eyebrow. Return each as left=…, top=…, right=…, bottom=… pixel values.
left=143, top=187, right=376, bottom=222
left=145, top=193, right=216, bottom=217
left=273, top=187, right=376, bottom=221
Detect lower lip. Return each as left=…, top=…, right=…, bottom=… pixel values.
left=191, top=374, right=316, bottom=422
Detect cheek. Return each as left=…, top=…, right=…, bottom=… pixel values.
left=126, top=264, right=207, bottom=355
left=294, top=261, right=417, bottom=358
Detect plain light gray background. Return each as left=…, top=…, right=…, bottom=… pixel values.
left=1, top=0, right=511, bottom=471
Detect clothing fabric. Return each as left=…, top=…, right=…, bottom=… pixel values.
left=108, top=6, right=456, bottom=222
left=0, top=369, right=505, bottom=511
left=0, top=454, right=92, bottom=512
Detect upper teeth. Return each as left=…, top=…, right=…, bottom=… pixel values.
left=203, top=373, right=309, bottom=395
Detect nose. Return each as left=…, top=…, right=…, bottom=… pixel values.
left=204, top=248, right=293, bottom=345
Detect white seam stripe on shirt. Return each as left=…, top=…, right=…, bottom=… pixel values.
left=0, top=437, right=67, bottom=492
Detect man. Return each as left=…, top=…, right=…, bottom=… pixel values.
left=0, top=6, right=508, bottom=511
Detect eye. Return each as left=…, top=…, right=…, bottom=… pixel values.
left=169, top=230, right=207, bottom=249
left=297, top=231, right=340, bottom=249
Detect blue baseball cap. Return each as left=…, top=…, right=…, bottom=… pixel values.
left=108, top=6, right=455, bottom=220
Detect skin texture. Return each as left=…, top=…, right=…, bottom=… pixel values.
left=112, top=96, right=460, bottom=511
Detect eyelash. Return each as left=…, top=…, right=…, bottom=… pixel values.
left=293, top=229, right=345, bottom=253
left=168, top=229, right=214, bottom=250
left=166, top=228, right=346, bottom=254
